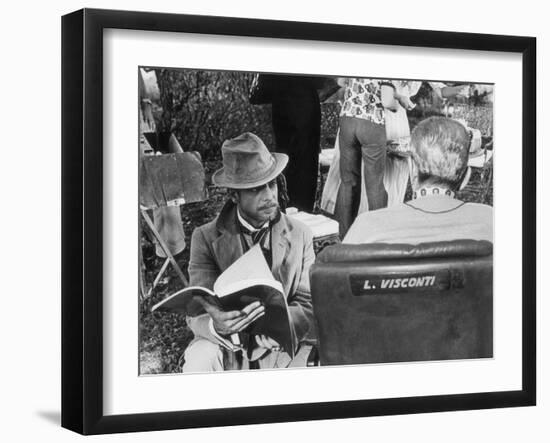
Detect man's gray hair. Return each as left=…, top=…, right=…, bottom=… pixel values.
left=411, top=117, right=470, bottom=188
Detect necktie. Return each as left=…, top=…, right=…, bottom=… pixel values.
left=240, top=224, right=269, bottom=245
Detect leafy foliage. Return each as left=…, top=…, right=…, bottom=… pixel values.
left=155, top=69, right=275, bottom=160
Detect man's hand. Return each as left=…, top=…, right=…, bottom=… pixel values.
left=255, top=335, right=280, bottom=352
left=197, top=298, right=265, bottom=337
left=249, top=334, right=280, bottom=361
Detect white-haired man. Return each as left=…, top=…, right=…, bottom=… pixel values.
left=344, top=116, right=493, bottom=244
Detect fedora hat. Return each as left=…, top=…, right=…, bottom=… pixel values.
left=212, top=132, right=288, bottom=189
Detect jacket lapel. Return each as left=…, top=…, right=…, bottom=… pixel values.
left=212, top=201, right=244, bottom=272
left=212, top=201, right=293, bottom=292
left=271, top=215, right=292, bottom=295
left=212, top=231, right=244, bottom=273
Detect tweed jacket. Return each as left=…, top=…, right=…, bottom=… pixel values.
left=186, top=200, right=316, bottom=350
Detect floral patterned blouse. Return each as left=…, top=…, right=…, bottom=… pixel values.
left=340, top=78, right=394, bottom=125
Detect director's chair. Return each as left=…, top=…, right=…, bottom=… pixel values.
left=310, top=240, right=493, bottom=365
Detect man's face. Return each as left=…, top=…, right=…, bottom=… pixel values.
left=233, top=179, right=279, bottom=228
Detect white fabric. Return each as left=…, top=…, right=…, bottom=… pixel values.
left=319, top=129, right=341, bottom=214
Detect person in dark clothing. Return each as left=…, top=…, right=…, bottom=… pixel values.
left=267, top=75, right=324, bottom=213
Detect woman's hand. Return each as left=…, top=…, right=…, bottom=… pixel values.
left=395, top=94, right=415, bottom=110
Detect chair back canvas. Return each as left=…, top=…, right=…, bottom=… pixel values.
left=310, top=240, right=493, bottom=365
left=139, top=152, right=206, bottom=209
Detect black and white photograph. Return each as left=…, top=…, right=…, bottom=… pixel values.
left=138, top=68, right=494, bottom=375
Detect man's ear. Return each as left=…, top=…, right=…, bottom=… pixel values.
left=459, top=167, right=471, bottom=191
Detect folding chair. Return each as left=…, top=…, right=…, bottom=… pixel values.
left=139, top=152, right=206, bottom=299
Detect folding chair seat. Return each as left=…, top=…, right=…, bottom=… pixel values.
left=310, top=240, right=493, bottom=365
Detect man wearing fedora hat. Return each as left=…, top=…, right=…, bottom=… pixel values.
left=182, top=132, right=316, bottom=371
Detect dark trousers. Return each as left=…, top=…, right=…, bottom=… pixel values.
left=335, top=116, right=387, bottom=237
left=272, top=89, right=321, bottom=213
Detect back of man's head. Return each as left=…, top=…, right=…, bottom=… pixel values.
left=411, top=117, right=470, bottom=189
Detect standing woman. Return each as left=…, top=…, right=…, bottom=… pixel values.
left=357, top=80, right=420, bottom=213
left=334, top=78, right=398, bottom=237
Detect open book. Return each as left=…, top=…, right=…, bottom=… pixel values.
left=151, top=244, right=296, bottom=357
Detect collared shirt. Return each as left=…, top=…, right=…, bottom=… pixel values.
left=344, top=194, right=493, bottom=245
left=236, top=208, right=273, bottom=267
left=236, top=209, right=269, bottom=232
left=340, top=78, right=394, bottom=124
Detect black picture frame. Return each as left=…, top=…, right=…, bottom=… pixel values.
left=61, top=8, right=536, bottom=435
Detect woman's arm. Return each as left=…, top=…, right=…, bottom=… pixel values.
left=380, top=83, right=399, bottom=112
left=395, top=92, right=416, bottom=110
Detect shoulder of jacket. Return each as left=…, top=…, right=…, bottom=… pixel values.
left=282, top=214, right=313, bottom=239
left=192, top=217, right=218, bottom=239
